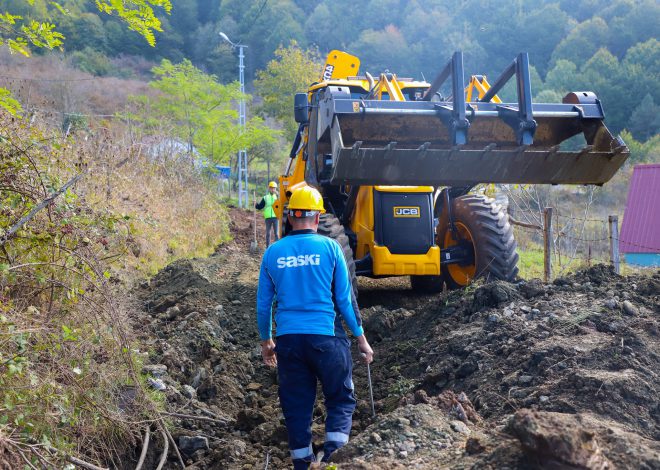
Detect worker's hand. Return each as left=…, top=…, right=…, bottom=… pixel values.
left=357, top=335, right=373, bottom=364
left=261, top=339, right=277, bottom=368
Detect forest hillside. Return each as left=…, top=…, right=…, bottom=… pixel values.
left=1, top=0, right=657, bottom=139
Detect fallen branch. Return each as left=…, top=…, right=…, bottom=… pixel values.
left=162, top=411, right=229, bottom=425
left=61, top=453, right=109, bottom=470
left=42, top=445, right=108, bottom=470
left=28, top=445, right=58, bottom=468
left=0, top=172, right=84, bottom=246
left=264, top=450, right=270, bottom=470
left=18, top=451, right=39, bottom=470
left=155, top=428, right=169, bottom=470
left=135, top=426, right=151, bottom=470
left=192, top=403, right=232, bottom=423
left=162, top=424, right=185, bottom=469
left=4, top=439, right=38, bottom=470
left=14, top=438, right=107, bottom=470
left=508, top=215, right=541, bottom=230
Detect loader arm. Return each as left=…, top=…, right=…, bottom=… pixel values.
left=466, top=75, right=502, bottom=104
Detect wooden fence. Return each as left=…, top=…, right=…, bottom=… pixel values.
left=509, top=208, right=621, bottom=282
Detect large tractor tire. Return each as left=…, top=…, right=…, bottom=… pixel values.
left=438, top=194, right=518, bottom=289
left=317, top=213, right=358, bottom=298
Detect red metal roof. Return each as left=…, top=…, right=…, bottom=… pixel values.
left=619, top=164, right=660, bottom=254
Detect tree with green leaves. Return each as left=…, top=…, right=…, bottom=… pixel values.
left=254, top=41, right=321, bottom=139
left=550, top=17, right=610, bottom=68
left=0, top=0, right=171, bottom=113
left=349, top=25, right=413, bottom=76
left=628, top=94, right=660, bottom=142
left=619, top=130, right=660, bottom=163
left=130, top=58, right=279, bottom=165
left=544, top=59, right=579, bottom=93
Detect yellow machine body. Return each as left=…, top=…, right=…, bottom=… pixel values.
left=349, top=186, right=440, bottom=276
left=276, top=49, right=627, bottom=286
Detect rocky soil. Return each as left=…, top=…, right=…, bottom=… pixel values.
left=129, top=208, right=659, bottom=469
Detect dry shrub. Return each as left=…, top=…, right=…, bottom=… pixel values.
left=76, top=121, right=230, bottom=277
left=0, top=431, right=23, bottom=469
left=0, top=48, right=229, bottom=466
left=0, top=50, right=152, bottom=125
left=110, top=54, right=156, bottom=79
left=0, top=52, right=230, bottom=277
left=0, top=115, right=163, bottom=467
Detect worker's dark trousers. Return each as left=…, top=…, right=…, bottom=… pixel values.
left=265, top=217, right=279, bottom=247
left=275, top=334, right=355, bottom=470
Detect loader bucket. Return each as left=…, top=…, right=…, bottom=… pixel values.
left=321, top=52, right=628, bottom=187
left=328, top=102, right=628, bottom=186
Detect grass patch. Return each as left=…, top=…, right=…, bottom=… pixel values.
left=517, top=247, right=546, bottom=280
left=517, top=247, right=652, bottom=281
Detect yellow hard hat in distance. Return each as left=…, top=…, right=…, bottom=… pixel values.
left=268, top=181, right=278, bottom=188
left=288, top=186, right=325, bottom=215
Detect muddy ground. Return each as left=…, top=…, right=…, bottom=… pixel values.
left=129, top=207, right=659, bottom=469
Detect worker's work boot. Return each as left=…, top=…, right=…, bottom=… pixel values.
left=292, top=456, right=314, bottom=470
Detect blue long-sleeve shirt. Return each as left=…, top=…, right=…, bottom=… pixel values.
left=256, top=229, right=364, bottom=340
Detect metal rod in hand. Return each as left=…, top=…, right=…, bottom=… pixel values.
left=366, top=361, right=376, bottom=418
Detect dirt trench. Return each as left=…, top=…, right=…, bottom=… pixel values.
left=129, top=207, right=660, bottom=469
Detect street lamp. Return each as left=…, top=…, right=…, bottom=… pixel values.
left=219, top=31, right=249, bottom=208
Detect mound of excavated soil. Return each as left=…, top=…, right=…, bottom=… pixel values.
left=130, top=208, right=660, bottom=469
left=344, top=265, right=659, bottom=469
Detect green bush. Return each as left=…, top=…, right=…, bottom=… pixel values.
left=70, top=47, right=112, bottom=76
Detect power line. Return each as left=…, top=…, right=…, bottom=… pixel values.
left=0, top=75, right=99, bottom=82
left=559, top=234, right=608, bottom=243
left=556, top=213, right=607, bottom=224
left=28, top=106, right=124, bottom=118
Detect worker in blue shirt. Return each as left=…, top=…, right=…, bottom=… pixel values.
left=256, top=186, right=374, bottom=470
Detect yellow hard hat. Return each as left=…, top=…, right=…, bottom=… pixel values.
left=288, top=186, right=325, bottom=216
left=268, top=181, right=278, bottom=188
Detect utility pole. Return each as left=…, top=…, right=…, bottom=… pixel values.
left=237, top=44, right=248, bottom=208
left=220, top=32, right=249, bottom=208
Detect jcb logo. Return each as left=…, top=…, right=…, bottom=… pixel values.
left=393, top=206, right=420, bottom=218
left=322, top=64, right=334, bottom=80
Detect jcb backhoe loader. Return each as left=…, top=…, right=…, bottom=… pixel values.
left=272, top=50, right=628, bottom=292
